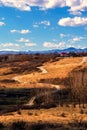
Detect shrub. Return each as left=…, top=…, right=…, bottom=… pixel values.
left=60, top=112, right=66, bottom=117
left=30, top=123, right=45, bottom=130
left=17, top=110, right=21, bottom=115
left=80, top=109, right=84, bottom=114
left=85, top=111, right=87, bottom=114
left=28, top=112, right=33, bottom=115
left=0, top=122, right=5, bottom=129
left=11, top=120, right=27, bottom=130
left=69, top=114, right=84, bottom=127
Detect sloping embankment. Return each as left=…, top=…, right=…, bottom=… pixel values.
left=69, top=64, right=87, bottom=105
left=69, top=65, right=87, bottom=89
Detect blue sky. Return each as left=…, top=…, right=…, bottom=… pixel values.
left=0, top=0, right=87, bottom=51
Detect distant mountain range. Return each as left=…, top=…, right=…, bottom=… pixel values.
left=0, top=47, right=87, bottom=54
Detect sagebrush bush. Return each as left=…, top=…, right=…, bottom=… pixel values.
left=17, top=110, right=21, bottom=115
left=11, top=120, right=27, bottom=130
left=60, top=112, right=66, bottom=117
left=0, top=122, right=5, bottom=129
left=80, top=109, right=84, bottom=114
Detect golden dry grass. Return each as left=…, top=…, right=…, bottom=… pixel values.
left=0, top=105, right=87, bottom=125
left=11, top=57, right=82, bottom=84
left=0, top=57, right=87, bottom=126
left=0, top=57, right=86, bottom=88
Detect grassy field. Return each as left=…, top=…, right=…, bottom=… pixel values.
left=0, top=105, right=87, bottom=130
left=0, top=56, right=87, bottom=129
left=0, top=57, right=83, bottom=87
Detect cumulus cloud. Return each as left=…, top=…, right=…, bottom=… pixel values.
left=0, top=0, right=65, bottom=11
left=72, top=36, right=84, bottom=42
left=0, top=21, right=5, bottom=26
left=10, top=29, right=31, bottom=34
left=2, top=43, right=19, bottom=47
left=60, top=33, right=66, bottom=38
left=43, top=41, right=65, bottom=48
left=71, top=36, right=85, bottom=42
left=40, top=0, right=66, bottom=10
left=0, top=0, right=87, bottom=14
left=19, top=30, right=30, bottom=34
left=10, top=29, right=17, bottom=33
left=18, top=38, right=30, bottom=43
left=0, top=0, right=31, bottom=11
left=17, top=38, right=36, bottom=47
left=40, top=21, right=50, bottom=26
left=0, top=0, right=86, bottom=15
left=0, top=42, right=21, bottom=51
left=66, top=0, right=80, bottom=7
left=25, top=43, right=37, bottom=47
left=66, top=0, right=87, bottom=14
left=33, top=20, right=51, bottom=28
left=58, top=17, right=87, bottom=26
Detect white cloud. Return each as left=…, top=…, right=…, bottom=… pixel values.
left=33, top=20, right=51, bottom=28
left=43, top=41, right=65, bottom=48
left=10, top=29, right=17, bottom=33
left=69, top=11, right=81, bottom=16
left=1, top=17, right=5, bottom=20
left=72, top=36, right=84, bottom=42
left=0, top=21, right=5, bottom=26
left=0, top=42, right=21, bottom=50
left=40, top=0, right=65, bottom=10
left=18, top=38, right=30, bottom=43
left=25, top=43, right=37, bottom=47
left=40, top=21, right=51, bottom=26
left=60, top=33, right=66, bottom=38
left=0, top=48, right=20, bottom=51
left=58, top=17, right=87, bottom=26
left=0, top=0, right=31, bottom=11
left=0, top=0, right=87, bottom=14
left=52, top=39, right=57, bottom=42
left=0, top=0, right=87, bottom=16
left=2, top=43, right=19, bottom=47
left=66, top=0, right=87, bottom=14
left=66, top=44, right=86, bottom=49
left=59, top=33, right=71, bottom=38
left=0, top=0, right=65, bottom=11
left=66, top=0, right=80, bottom=7
left=17, top=38, right=37, bottom=47
left=33, top=24, right=39, bottom=28
left=19, top=30, right=30, bottom=34
left=10, top=29, right=31, bottom=34
left=0, top=41, right=37, bottom=51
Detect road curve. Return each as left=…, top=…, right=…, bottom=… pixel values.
left=37, top=66, right=48, bottom=74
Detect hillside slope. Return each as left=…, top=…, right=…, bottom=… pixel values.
left=11, top=57, right=82, bottom=86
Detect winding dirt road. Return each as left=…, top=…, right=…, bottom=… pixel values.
left=37, top=66, right=48, bottom=74
left=12, top=66, right=62, bottom=106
